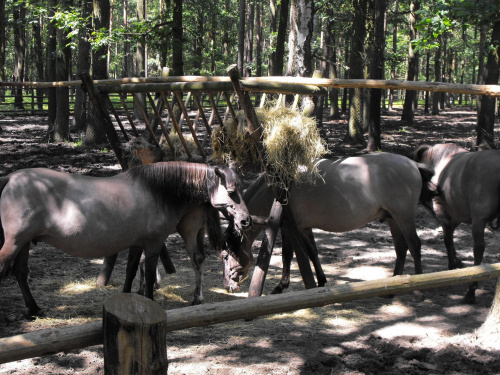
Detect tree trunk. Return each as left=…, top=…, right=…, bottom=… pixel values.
left=268, top=0, right=277, bottom=75
left=244, top=2, right=254, bottom=76
left=388, top=0, right=399, bottom=111
left=255, top=1, right=263, bottom=77
left=273, top=0, right=289, bottom=76
left=479, top=278, right=500, bottom=338
left=289, top=0, right=313, bottom=78
left=45, top=0, right=57, bottom=134
left=73, top=0, right=92, bottom=131
left=237, top=0, right=246, bottom=74
left=476, top=20, right=500, bottom=148
left=53, top=20, right=71, bottom=142
left=0, top=0, right=5, bottom=102
left=401, top=0, right=420, bottom=124
left=193, top=9, right=203, bottom=75
left=432, top=39, right=441, bottom=115
left=32, top=16, right=44, bottom=110
left=344, top=0, right=367, bottom=146
left=84, top=0, right=110, bottom=145
left=171, top=0, right=183, bottom=76
left=367, top=0, right=387, bottom=151
left=13, top=3, right=26, bottom=109
left=133, top=0, right=147, bottom=120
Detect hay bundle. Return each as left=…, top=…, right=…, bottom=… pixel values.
left=212, top=106, right=328, bottom=190
left=162, top=132, right=200, bottom=161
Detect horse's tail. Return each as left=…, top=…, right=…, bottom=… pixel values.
left=416, top=163, right=438, bottom=217
left=0, top=176, right=10, bottom=247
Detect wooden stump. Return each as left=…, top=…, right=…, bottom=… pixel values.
left=103, top=293, right=168, bottom=375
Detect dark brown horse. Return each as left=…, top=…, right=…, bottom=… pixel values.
left=0, top=161, right=250, bottom=316
left=414, top=143, right=500, bottom=303
left=224, top=154, right=434, bottom=294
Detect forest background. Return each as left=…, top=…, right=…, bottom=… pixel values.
left=1, top=0, right=499, bottom=150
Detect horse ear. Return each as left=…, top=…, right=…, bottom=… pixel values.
left=214, top=167, right=224, bottom=180
left=414, top=144, right=431, bottom=162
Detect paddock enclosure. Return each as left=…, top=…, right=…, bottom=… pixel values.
left=1, top=75, right=500, bottom=374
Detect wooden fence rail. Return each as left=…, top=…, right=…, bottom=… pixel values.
left=1, top=263, right=499, bottom=365
left=0, top=76, right=498, bottom=96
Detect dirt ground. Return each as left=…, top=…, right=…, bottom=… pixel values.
left=1, top=107, right=500, bottom=375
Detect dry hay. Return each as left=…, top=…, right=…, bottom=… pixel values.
left=211, top=106, right=328, bottom=190
left=161, top=132, right=200, bottom=161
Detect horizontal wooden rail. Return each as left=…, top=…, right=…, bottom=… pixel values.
left=0, top=77, right=497, bottom=96
left=1, top=263, right=499, bottom=364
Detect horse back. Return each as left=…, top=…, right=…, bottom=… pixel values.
left=440, top=150, right=500, bottom=222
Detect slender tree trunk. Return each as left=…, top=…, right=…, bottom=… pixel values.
left=367, top=0, right=386, bottom=151
left=237, top=0, right=246, bottom=73
left=32, top=16, right=44, bottom=109
left=46, top=0, right=57, bottom=132
left=255, top=1, right=263, bottom=77
left=432, top=38, right=441, bottom=115
left=0, top=0, right=5, bottom=102
left=388, top=0, right=399, bottom=111
left=122, top=0, right=132, bottom=76
left=172, top=0, right=183, bottom=75
left=13, top=3, right=26, bottom=109
left=84, top=0, right=110, bottom=145
left=273, top=0, right=289, bottom=76
left=290, top=0, right=313, bottom=77
left=401, top=0, right=419, bottom=124
left=424, top=50, right=430, bottom=113
left=244, top=2, right=254, bottom=76
left=72, top=0, right=92, bottom=131
left=345, top=0, right=367, bottom=146
left=193, top=9, right=203, bottom=75
left=440, top=33, right=447, bottom=109
left=476, top=20, right=500, bottom=148
left=268, top=0, right=277, bottom=75
left=134, top=0, right=147, bottom=119
left=53, top=9, right=71, bottom=142
left=325, top=9, right=339, bottom=119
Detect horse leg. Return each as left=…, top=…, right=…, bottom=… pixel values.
left=180, top=226, right=206, bottom=305
left=271, top=227, right=294, bottom=294
left=463, top=221, right=487, bottom=304
left=442, top=223, right=462, bottom=269
left=387, top=219, right=409, bottom=276
left=142, top=247, right=161, bottom=300
left=123, top=247, right=142, bottom=294
left=303, top=229, right=327, bottom=287
left=12, top=244, right=42, bottom=317
left=97, top=254, right=118, bottom=287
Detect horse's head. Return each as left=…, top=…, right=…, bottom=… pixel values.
left=122, top=137, right=163, bottom=167
left=221, top=221, right=255, bottom=292
left=414, top=143, right=467, bottom=168
left=211, top=165, right=252, bottom=233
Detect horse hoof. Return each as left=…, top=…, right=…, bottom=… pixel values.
left=191, top=299, right=203, bottom=306
left=462, top=294, right=476, bottom=305
left=25, top=308, right=43, bottom=320
left=270, top=287, right=283, bottom=295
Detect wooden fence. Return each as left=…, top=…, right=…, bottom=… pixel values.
left=0, top=263, right=499, bottom=364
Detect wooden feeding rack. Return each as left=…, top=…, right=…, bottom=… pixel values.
left=82, top=70, right=329, bottom=296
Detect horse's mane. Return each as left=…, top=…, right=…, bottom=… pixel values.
left=414, top=143, right=467, bottom=164
left=204, top=204, right=226, bottom=251
left=126, top=161, right=216, bottom=209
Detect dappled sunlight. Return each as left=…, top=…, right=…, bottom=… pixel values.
left=374, top=322, right=446, bottom=342
left=59, top=279, right=98, bottom=295
left=377, top=300, right=414, bottom=319
left=343, top=266, right=391, bottom=281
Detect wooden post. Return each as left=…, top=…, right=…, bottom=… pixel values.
left=103, top=293, right=168, bottom=375
left=227, top=65, right=316, bottom=295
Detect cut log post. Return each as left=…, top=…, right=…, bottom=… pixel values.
left=103, top=293, right=168, bottom=375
